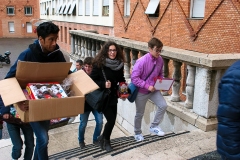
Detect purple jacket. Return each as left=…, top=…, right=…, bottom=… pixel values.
left=131, top=53, right=164, bottom=94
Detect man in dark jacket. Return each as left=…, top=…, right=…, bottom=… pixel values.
left=0, top=22, right=66, bottom=160
left=217, top=60, right=240, bottom=160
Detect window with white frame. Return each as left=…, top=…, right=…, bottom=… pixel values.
left=8, top=22, right=14, bottom=33
left=78, top=0, right=83, bottom=15
left=93, top=0, right=99, bottom=16
left=26, top=22, right=32, bottom=33
left=191, top=0, right=205, bottom=18
left=85, top=0, right=90, bottom=16
left=59, top=0, right=66, bottom=14
left=102, top=0, right=109, bottom=16
left=124, top=0, right=130, bottom=16
left=52, top=0, right=55, bottom=15
left=68, top=0, right=76, bottom=15
left=25, top=6, right=33, bottom=15
left=7, top=7, right=14, bottom=15
left=145, top=0, right=160, bottom=17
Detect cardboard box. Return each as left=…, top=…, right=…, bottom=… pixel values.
left=0, top=61, right=99, bottom=122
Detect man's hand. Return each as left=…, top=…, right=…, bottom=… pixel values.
left=17, top=101, right=29, bottom=111
left=148, top=86, right=156, bottom=92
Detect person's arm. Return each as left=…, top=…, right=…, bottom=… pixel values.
left=0, top=96, right=11, bottom=118
left=90, top=65, right=106, bottom=89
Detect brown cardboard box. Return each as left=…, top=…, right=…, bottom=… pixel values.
left=0, top=61, right=99, bottom=122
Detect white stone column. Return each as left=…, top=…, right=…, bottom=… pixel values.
left=71, top=34, right=75, bottom=55
left=77, top=38, right=81, bottom=56
left=193, top=67, right=223, bottom=118
left=91, top=39, right=96, bottom=57
left=74, top=37, right=78, bottom=55
left=124, top=48, right=131, bottom=79
left=81, top=38, right=85, bottom=58
left=185, top=65, right=196, bottom=109
left=162, top=58, right=170, bottom=96
left=171, top=61, right=182, bottom=102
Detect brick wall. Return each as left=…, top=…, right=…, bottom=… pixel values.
left=0, top=0, right=40, bottom=38
left=114, top=0, right=240, bottom=54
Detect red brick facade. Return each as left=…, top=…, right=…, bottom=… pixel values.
left=0, top=0, right=39, bottom=38
left=114, top=0, right=240, bottom=54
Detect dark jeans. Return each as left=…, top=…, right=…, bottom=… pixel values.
left=30, top=120, right=50, bottom=160
left=7, top=123, right=34, bottom=160
left=102, top=105, right=117, bottom=140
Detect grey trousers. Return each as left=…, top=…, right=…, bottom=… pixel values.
left=134, top=91, right=167, bottom=135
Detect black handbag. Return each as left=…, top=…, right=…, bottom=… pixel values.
left=85, top=67, right=111, bottom=113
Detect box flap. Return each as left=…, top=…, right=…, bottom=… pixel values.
left=67, top=70, right=99, bottom=95
left=0, top=78, right=26, bottom=106
left=16, top=61, right=72, bottom=88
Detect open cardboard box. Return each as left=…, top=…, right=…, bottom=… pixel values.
left=0, top=61, right=99, bottom=122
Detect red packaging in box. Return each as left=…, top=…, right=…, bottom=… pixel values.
left=26, top=82, right=68, bottom=99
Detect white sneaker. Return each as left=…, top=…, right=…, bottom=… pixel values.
left=150, top=126, right=165, bottom=136
left=134, top=134, right=144, bottom=142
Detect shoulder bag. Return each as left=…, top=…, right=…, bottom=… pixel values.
left=85, top=67, right=111, bottom=113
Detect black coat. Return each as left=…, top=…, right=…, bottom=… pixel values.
left=90, top=65, right=125, bottom=106
left=217, top=60, right=240, bottom=159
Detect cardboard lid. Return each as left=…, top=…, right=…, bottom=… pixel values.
left=16, top=61, right=72, bottom=87
left=67, top=70, right=99, bottom=95
left=0, top=78, right=26, bottom=106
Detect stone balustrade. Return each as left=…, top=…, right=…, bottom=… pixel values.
left=69, top=30, right=240, bottom=133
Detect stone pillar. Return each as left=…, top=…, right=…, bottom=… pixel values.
left=162, top=58, right=170, bottom=96
left=87, top=38, right=92, bottom=58
left=193, top=68, right=223, bottom=118
left=81, top=37, right=85, bottom=58
left=139, top=51, right=146, bottom=57
left=77, top=37, right=81, bottom=56
left=91, top=39, right=96, bottom=57
left=96, top=41, right=101, bottom=55
left=74, top=37, right=78, bottom=55
left=124, top=48, right=131, bottom=79
left=171, top=61, right=182, bottom=102
left=71, top=34, right=75, bottom=55
left=131, top=49, right=138, bottom=67
left=185, top=65, right=196, bottom=109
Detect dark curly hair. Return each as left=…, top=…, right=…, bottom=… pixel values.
left=37, top=22, right=59, bottom=39
left=93, top=41, right=125, bottom=67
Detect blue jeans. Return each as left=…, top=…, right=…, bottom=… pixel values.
left=0, top=129, right=2, bottom=139
left=30, top=120, right=50, bottom=160
left=78, top=110, right=103, bottom=142
left=7, top=123, right=34, bottom=160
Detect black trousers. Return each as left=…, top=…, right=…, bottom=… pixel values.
left=102, top=104, right=117, bottom=140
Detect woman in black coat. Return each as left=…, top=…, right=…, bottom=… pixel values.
left=90, top=41, right=126, bottom=151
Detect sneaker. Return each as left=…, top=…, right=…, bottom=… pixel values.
left=134, top=134, right=144, bottom=142
left=93, top=141, right=99, bottom=146
left=149, top=126, right=165, bottom=136
left=79, top=142, right=86, bottom=149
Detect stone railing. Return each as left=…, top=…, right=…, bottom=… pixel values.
left=69, top=30, right=240, bottom=133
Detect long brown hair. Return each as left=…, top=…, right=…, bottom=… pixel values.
left=93, top=41, right=125, bottom=67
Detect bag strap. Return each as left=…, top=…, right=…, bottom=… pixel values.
left=101, top=67, right=107, bottom=81
left=144, top=64, right=156, bottom=81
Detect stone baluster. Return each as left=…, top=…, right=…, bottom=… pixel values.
left=184, top=65, right=196, bottom=109
left=71, top=34, right=75, bottom=56
left=81, top=37, right=85, bottom=58
left=74, top=36, right=78, bottom=56
left=171, top=61, right=182, bottom=102
left=91, top=39, right=96, bottom=57
left=131, top=49, right=139, bottom=67
left=139, top=51, right=146, bottom=57
left=162, top=58, right=170, bottom=96
left=77, top=37, right=81, bottom=56
left=87, top=38, right=92, bottom=58
left=124, top=48, right=131, bottom=79
left=96, top=40, right=101, bottom=55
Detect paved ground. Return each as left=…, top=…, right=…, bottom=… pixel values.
left=0, top=38, right=221, bottom=159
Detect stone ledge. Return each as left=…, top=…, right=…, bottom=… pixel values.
left=164, top=96, right=217, bottom=132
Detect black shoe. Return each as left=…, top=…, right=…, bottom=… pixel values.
left=97, top=135, right=104, bottom=150
left=93, top=140, right=99, bottom=146
left=79, top=142, right=85, bottom=149
left=104, top=139, right=113, bottom=152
